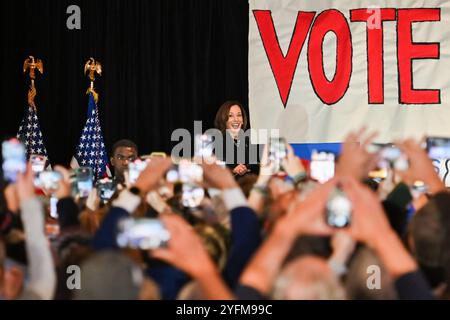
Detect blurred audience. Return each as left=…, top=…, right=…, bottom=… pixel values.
left=1, top=128, right=449, bottom=300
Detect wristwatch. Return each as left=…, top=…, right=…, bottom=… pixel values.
left=291, top=172, right=307, bottom=185
left=252, top=184, right=268, bottom=196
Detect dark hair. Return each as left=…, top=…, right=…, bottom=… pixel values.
left=111, top=139, right=138, bottom=156
left=409, top=192, right=450, bottom=269
left=195, top=223, right=230, bottom=271
left=408, top=192, right=450, bottom=292
left=237, top=174, right=258, bottom=198
left=214, top=101, right=248, bottom=134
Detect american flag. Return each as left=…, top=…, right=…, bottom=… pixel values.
left=71, top=93, right=110, bottom=180
left=17, top=106, right=49, bottom=160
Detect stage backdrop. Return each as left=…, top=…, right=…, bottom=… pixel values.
left=249, top=0, right=450, bottom=144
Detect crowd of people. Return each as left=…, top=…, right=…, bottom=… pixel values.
left=1, top=109, right=449, bottom=299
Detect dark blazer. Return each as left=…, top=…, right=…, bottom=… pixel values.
left=218, top=132, right=260, bottom=177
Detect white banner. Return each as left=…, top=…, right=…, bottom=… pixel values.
left=249, top=0, right=450, bottom=144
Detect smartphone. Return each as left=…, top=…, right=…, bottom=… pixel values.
left=2, top=138, right=27, bottom=182
left=166, top=159, right=203, bottom=184
left=30, top=154, right=47, bottom=174
left=96, top=178, right=115, bottom=202
left=30, top=155, right=48, bottom=187
left=49, top=196, right=59, bottom=219
left=128, top=159, right=148, bottom=185
left=369, top=143, right=409, bottom=172
left=116, top=218, right=171, bottom=250
left=39, top=171, right=63, bottom=191
left=310, top=150, right=335, bottom=183
left=194, top=134, right=214, bottom=158
left=181, top=184, right=205, bottom=208
left=426, top=137, right=450, bottom=159
left=268, top=137, right=287, bottom=162
left=72, top=167, right=93, bottom=198
left=326, top=187, right=352, bottom=228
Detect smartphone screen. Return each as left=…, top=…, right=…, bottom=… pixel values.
left=73, top=167, right=93, bottom=198
left=368, top=143, right=408, bottom=173
left=96, top=178, right=115, bottom=202
left=30, top=154, right=46, bottom=174
left=194, top=134, right=214, bottom=158
left=128, top=159, right=148, bottom=185
left=179, top=160, right=203, bottom=183
left=116, top=218, right=171, bottom=250
left=39, top=171, right=63, bottom=191
left=269, top=137, right=287, bottom=162
left=427, top=137, right=450, bottom=159
left=326, top=187, right=352, bottom=228
left=2, top=139, right=27, bottom=182
left=49, top=196, right=59, bottom=219
left=310, top=150, right=335, bottom=183
left=166, top=160, right=203, bottom=184
left=181, top=184, right=205, bottom=208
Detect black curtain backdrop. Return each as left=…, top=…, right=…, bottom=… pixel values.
left=0, top=0, right=249, bottom=166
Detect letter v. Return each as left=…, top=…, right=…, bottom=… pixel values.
left=253, top=10, right=315, bottom=107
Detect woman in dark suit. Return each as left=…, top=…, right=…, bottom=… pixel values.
left=214, top=100, right=259, bottom=178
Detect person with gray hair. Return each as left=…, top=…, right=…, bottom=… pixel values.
left=272, top=255, right=346, bottom=300
left=74, top=250, right=160, bottom=300
left=345, top=247, right=397, bottom=300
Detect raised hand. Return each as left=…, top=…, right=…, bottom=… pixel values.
left=281, top=143, right=305, bottom=178
left=336, top=128, right=379, bottom=180
left=340, top=176, right=418, bottom=278
left=150, top=214, right=233, bottom=299
left=202, top=162, right=238, bottom=190
left=280, top=178, right=337, bottom=237
left=16, top=163, right=36, bottom=202
left=395, top=139, right=445, bottom=194
left=134, top=157, right=173, bottom=193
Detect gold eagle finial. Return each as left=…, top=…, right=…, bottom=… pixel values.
left=23, top=56, right=44, bottom=109
left=84, top=57, right=102, bottom=103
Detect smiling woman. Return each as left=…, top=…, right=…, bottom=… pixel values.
left=214, top=101, right=259, bottom=178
